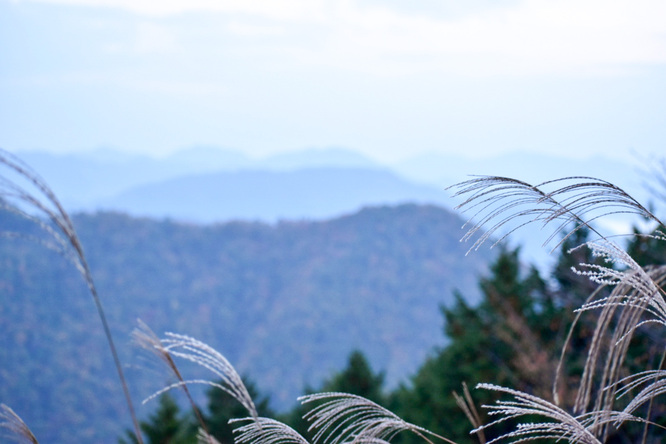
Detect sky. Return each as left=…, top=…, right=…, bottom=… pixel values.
left=1, top=0, right=666, bottom=163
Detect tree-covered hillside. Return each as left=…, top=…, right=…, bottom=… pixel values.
left=0, top=203, right=492, bottom=443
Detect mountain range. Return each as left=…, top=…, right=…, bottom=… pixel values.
left=10, top=146, right=648, bottom=269
left=13, top=146, right=644, bottom=219
left=97, top=167, right=451, bottom=223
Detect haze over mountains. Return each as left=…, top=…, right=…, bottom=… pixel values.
left=13, top=146, right=642, bottom=221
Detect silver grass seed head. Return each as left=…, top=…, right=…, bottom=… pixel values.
left=230, top=417, right=310, bottom=444
left=0, top=404, right=39, bottom=444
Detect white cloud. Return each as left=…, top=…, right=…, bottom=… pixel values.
left=15, top=0, right=666, bottom=76
left=4, top=67, right=229, bottom=96
left=226, top=21, right=286, bottom=38
left=26, top=0, right=322, bottom=19
left=134, top=22, right=178, bottom=54
left=303, top=0, right=666, bottom=76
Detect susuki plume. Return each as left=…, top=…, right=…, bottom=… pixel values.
left=133, top=321, right=215, bottom=443
left=569, top=243, right=666, bottom=423
left=136, top=325, right=258, bottom=420
left=0, top=149, right=143, bottom=442
left=134, top=326, right=456, bottom=444
left=449, top=175, right=663, bottom=253
left=300, top=393, right=457, bottom=444
left=0, top=404, right=39, bottom=444
left=231, top=417, right=311, bottom=444
left=474, top=384, right=642, bottom=444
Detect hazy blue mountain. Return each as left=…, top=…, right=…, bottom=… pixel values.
left=94, top=167, right=452, bottom=223
left=13, top=147, right=645, bottom=223
left=164, top=145, right=253, bottom=171
left=11, top=147, right=385, bottom=209
left=258, top=147, right=379, bottom=170
left=14, top=147, right=255, bottom=207
left=13, top=149, right=152, bottom=205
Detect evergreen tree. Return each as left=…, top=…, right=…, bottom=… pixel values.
left=320, top=350, right=386, bottom=404
left=119, top=393, right=196, bottom=444
left=395, top=246, right=566, bottom=442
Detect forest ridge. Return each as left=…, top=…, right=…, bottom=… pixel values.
left=0, top=203, right=492, bottom=443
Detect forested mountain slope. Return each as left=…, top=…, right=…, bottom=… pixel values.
left=0, top=203, right=492, bottom=443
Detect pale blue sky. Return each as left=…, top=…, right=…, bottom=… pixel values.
left=1, top=0, right=665, bottom=163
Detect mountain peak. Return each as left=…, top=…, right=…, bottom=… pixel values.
left=259, top=147, right=380, bottom=170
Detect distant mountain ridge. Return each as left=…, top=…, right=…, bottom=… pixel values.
left=97, top=167, right=451, bottom=223
left=11, top=146, right=640, bottom=224
left=12, top=147, right=384, bottom=209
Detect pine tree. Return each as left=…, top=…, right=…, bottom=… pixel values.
left=321, top=350, right=386, bottom=404
left=119, top=393, right=196, bottom=444
left=395, top=246, right=565, bottom=442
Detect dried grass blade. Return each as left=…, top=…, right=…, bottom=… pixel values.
left=453, top=383, right=486, bottom=444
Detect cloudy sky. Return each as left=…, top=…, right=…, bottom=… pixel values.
left=1, top=0, right=665, bottom=162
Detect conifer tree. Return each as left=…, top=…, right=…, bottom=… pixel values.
left=321, top=350, right=386, bottom=404
left=395, top=246, right=563, bottom=442
left=119, top=393, right=196, bottom=444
